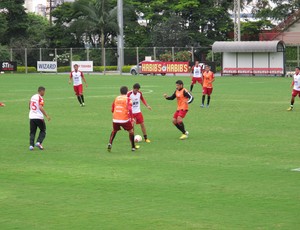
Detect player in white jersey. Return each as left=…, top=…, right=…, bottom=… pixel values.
left=29, top=86, right=51, bottom=150
left=287, top=67, right=300, bottom=111
left=69, top=64, right=88, bottom=106
left=189, top=61, right=204, bottom=92
left=127, top=83, right=152, bottom=143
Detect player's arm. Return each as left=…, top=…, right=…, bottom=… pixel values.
left=184, top=90, right=194, bottom=104
left=127, top=98, right=133, bottom=122
left=190, top=66, right=194, bottom=77
left=164, top=91, right=176, bottom=100
left=209, top=73, right=215, bottom=84
left=111, top=101, right=115, bottom=113
left=39, top=104, right=51, bottom=121
left=68, top=72, right=72, bottom=84
left=291, top=80, right=294, bottom=89
left=140, top=93, right=151, bottom=110
left=81, top=72, right=88, bottom=87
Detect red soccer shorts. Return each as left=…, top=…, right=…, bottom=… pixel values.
left=133, top=112, right=144, bottom=124
left=203, top=87, right=213, bottom=96
left=73, top=84, right=83, bottom=96
left=191, top=77, right=203, bottom=85
left=173, top=110, right=188, bottom=119
left=113, top=121, right=133, bottom=131
left=292, top=89, right=300, bottom=97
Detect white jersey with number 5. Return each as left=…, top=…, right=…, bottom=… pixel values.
left=29, top=94, right=44, bottom=119
left=70, top=71, right=84, bottom=86
left=293, top=73, right=300, bottom=90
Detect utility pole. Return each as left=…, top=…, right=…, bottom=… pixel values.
left=233, top=0, right=241, bottom=41
left=117, top=0, right=124, bottom=73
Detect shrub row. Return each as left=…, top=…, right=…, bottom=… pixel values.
left=15, top=66, right=132, bottom=73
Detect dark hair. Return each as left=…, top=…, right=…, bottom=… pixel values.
left=176, top=80, right=183, bottom=85
left=74, top=64, right=78, bottom=67
left=133, top=83, right=140, bottom=89
left=296, top=66, right=300, bottom=70
left=38, top=86, right=45, bottom=92
left=120, top=86, right=128, bottom=94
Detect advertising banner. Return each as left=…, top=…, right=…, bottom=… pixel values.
left=141, top=62, right=189, bottom=74
left=37, top=61, right=57, bottom=72
left=71, top=61, right=93, bottom=72
left=0, top=61, right=17, bottom=71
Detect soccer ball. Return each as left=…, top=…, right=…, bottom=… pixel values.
left=134, top=135, right=142, bottom=143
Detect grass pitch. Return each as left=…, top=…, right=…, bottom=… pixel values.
left=0, top=74, right=299, bottom=229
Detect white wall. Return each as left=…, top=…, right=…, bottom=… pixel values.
left=223, top=53, right=237, bottom=68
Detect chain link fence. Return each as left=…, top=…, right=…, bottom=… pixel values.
left=2, top=45, right=299, bottom=74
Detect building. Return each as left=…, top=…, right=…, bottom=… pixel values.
left=259, top=9, right=300, bottom=45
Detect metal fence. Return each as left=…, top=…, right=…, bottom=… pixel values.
left=0, top=46, right=213, bottom=73
left=1, top=45, right=299, bottom=73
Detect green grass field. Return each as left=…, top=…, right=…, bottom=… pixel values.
left=0, top=73, right=299, bottom=229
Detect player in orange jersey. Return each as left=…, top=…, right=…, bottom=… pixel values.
left=108, top=86, right=139, bottom=152
left=164, top=80, right=193, bottom=140
left=201, top=65, right=215, bottom=108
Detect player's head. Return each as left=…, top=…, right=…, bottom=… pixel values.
left=205, top=65, right=210, bottom=72
left=195, top=61, right=199, bottom=66
left=295, top=66, right=300, bottom=74
left=120, top=86, right=128, bottom=95
left=38, top=86, right=46, bottom=96
left=74, top=64, right=79, bottom=71
left=176, top=80, right=184, bottom=90
left=133, top=83, right=140, bottom=93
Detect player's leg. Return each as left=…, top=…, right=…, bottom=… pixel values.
left=206, top=88, right=213, bottom=107
left=177, top=115, right=189, bottom=140
left=74, top=86, right=83, bottom=105
left=29, top=119, right=38, bottom=150
left=190, top=78, right=196, bottom=92
left=35, top=119, right=46, bottom=150
left=78, top=85, right=85, bottom=106
left=128, top=129, right=137, bottom=151
left=136, top=113, right=150, bottom=143
left=288, top=91, right=296, bottom=111
left=108, top=123, right=119, bottom=151
left=201, top=87, right=207, bottom=107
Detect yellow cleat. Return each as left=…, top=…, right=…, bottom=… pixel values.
left=132, top=145, right=140, bottom=151
left=179, top=134, right=188, bottom=140
left=145, top=139, right=151, bottom=143
left=287, top=107, right=293, bottom=111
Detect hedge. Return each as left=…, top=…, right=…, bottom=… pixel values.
left=14, top=65, right=132, bottom=73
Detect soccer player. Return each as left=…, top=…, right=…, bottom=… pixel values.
left=29, top=86, right=51, bottom=151
left=0, top=102, right=5, bottom=107
left=201, top=65, right=215, bottom=108
left=287, top=66, right=300, bottom=111
left=190, top=61, right=203, bottom=92
left=108, top=86, right=139, bottom=152
left=127, top=83, right=152, bottom=143
left=69, top=64, right=88, bottom=106
left=164, top=80, right=193, bottom=140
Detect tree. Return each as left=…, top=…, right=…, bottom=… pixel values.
left=0, top=0, right=28, bottom=45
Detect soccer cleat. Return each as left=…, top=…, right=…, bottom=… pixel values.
left=145, top=139, right=151, bottom=143
left=82, top=103, right=85, bottom=107
left=107, top=143, right=112, bottom=152
left=180, top=134, right=188, bottom=140
left=132, top=145, right=140, bottom=151
left=200, top=104, right=204, bottom=108
left=206, top=104, right=209, bottom=108
left=185, top=131, right=189, bottom=136
left=29, top=146, right=34, bottom=151
left=80, top=104, right=83, bottom=107
left=287, top=107, right=293, bottom=111
left=35, top=142, right=44, bottom=150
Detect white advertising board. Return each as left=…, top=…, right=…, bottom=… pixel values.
left=71, top=61, right=93, bottom=72
left=37, top=61, right=57, bottom=72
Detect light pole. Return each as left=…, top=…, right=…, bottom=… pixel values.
left=117, top=0, right=124, bottom=74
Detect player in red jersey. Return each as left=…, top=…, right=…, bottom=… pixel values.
left=127, top=83, right=152, bottom=143
left=0, top=102, right=5, bottom=107
left=164, top=80, right=193, bottom=140
left=201, top=65, right=215, bottom=108
left=190, top=61, right=204, bottom=92
left=69, top=64, right=88, bottom=107
left=108, top=86, right=139, bottom=152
